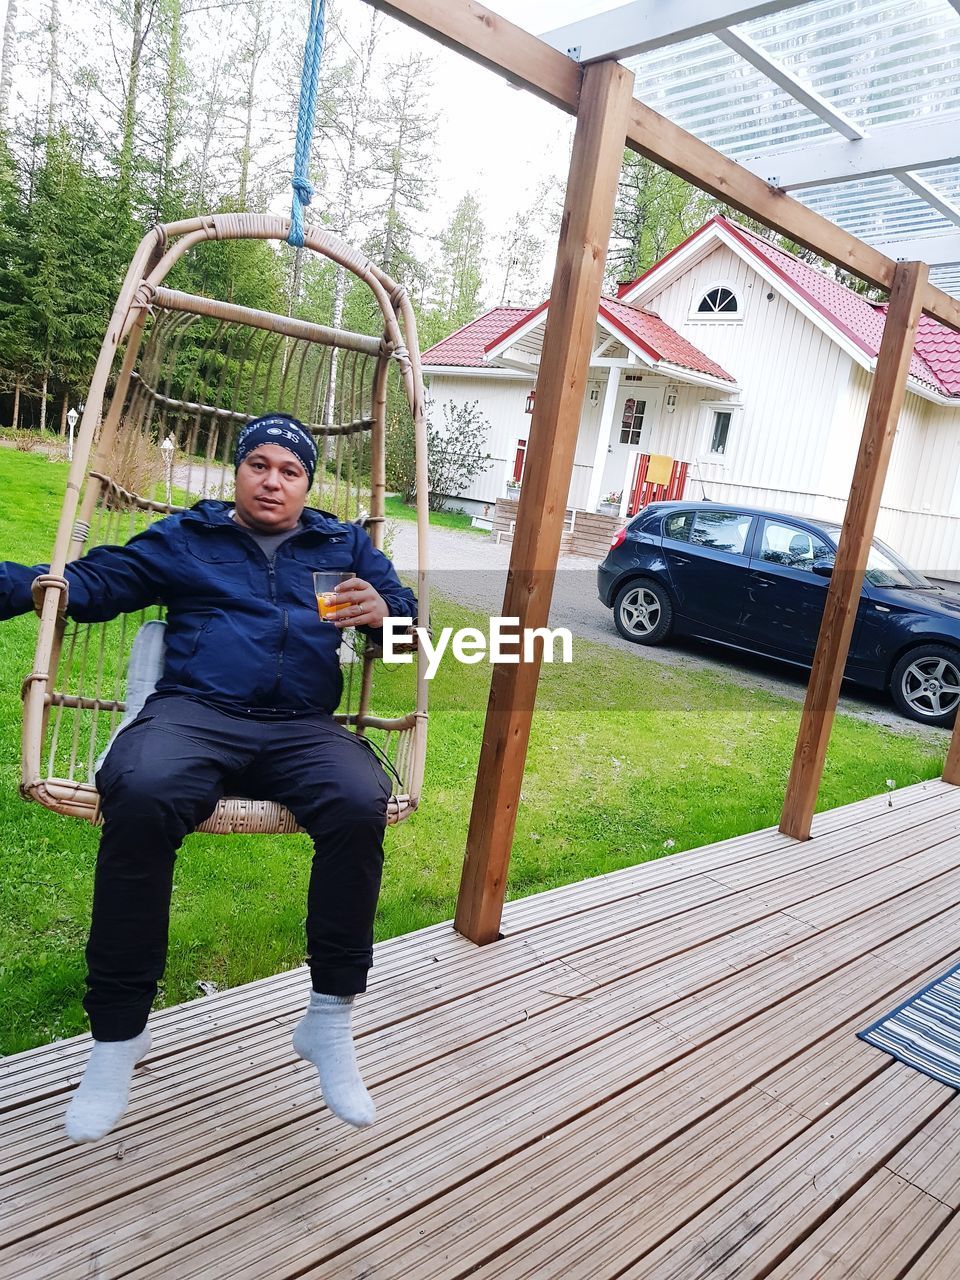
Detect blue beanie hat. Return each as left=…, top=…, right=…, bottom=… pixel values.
left=234, top=414, right=317, bottom=486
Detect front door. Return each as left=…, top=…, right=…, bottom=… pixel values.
left=600, top=384, right=663, bottom=501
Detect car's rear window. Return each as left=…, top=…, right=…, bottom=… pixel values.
left=689, top=510, right=752, bottom=555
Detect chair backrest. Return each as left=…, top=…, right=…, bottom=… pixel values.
left=22, top=214, right=430, bottom=829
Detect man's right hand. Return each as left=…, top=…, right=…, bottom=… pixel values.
left=31, top=574, right=69, bottom=619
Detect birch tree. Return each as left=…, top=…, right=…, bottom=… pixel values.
left=0, top=0, right=17, bottom=129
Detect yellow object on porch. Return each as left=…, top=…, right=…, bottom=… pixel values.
left=647, top=453, right=674, bottom=486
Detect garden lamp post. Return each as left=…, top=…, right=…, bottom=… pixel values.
left=66, top=407, right=79, bottom=463
left=160, top=434, right=175, bottom=504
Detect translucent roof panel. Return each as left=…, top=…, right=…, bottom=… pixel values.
left=616, top=0, right=960, bottom=295
left=624, top=32, right=837, bottom=157
left=743, top=0, right=960, bottom=131
left=798, top=175, right=957, bottom=241
left=623, top=0, right=960, bottom=157
left=931, top=266, right=960, bottom=295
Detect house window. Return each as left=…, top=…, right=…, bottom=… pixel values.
left=620, top=398, right=645, bottom=445
left=513, top=438, right=526, bottom=483
left=697, top=286, right=739, bottom=315
left=710, top=410, right=732, bottom=455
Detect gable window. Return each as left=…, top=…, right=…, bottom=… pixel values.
left=620, top=397, right=645, bottom=445
left=710, top=410, right=732, bottom=455
left=697, top=286, right=739, bottom=315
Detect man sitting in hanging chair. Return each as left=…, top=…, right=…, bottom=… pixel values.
left=0, top=413, right=416, bottom=1143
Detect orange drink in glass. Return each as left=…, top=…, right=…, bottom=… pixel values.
left=313, top=571, right=350, bottom=621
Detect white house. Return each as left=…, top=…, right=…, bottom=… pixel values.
left=421, top=215, right=960, bottom=574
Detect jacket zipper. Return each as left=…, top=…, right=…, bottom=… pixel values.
left=265, top=562, right=286, bottom=699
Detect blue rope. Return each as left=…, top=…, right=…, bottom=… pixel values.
left=288, top=0, right=325, bottom=248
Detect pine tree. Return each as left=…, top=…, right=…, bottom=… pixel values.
left=367, top=51, right=435, bottom=286
left=422, top=192, right=485, bottom=347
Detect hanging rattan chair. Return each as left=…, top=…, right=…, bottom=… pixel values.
left=21, top=213, right=429, bottom=831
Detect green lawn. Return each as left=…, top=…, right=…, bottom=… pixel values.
left=384, top=493, right=487, bottom=534
left=0, top=450, right=946, bottom=1054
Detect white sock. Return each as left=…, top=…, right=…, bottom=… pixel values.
left=292, top=992, right=375, bottom=1128
left=64, top=1029, right=152, bottom=1143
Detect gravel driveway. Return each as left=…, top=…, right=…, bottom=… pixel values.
left=390, top=519, right=949, bottom=741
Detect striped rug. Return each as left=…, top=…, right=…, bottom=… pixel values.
left=859, top=962, right=960, bottom=1088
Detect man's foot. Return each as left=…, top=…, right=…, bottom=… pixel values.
left=292, top=993, right=375, bottom=1127
left=64, top=1029, right=152, bottom=1143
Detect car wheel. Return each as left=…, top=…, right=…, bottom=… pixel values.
left=613, top=579, right=673, bottom=645
left=890, top=645, right=960, bottom=726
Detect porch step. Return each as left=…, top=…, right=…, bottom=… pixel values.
left=492, top=500, right=621, bottom=560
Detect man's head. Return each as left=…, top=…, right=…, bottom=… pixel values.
left=232, top=414, right=317, bottom=533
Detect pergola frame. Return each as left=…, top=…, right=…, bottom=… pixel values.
left=541, top=2, right=960, bottom=277
left=364, top=0, right=960, bottom=942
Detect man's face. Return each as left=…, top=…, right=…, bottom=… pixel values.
left=233, top=444, right=310, bottom=533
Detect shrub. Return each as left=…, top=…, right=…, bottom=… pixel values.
left=426, top=400, right=492, bottom=513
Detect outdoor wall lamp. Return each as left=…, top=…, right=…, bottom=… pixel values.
left=525, top=390, right=536, bottom=413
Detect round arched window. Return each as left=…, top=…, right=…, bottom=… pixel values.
left=697, top=286, right=739, bottom=315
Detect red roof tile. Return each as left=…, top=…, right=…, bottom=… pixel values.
left=420, top=308, right=530, bottom=367
left=422, top=296, right=735, bottom=384
left=600, top=297, right=735, bottom=382
left=898, top=311, right=960, bottom=399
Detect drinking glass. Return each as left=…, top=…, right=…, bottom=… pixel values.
left=313, top=571, right=351, bottom=621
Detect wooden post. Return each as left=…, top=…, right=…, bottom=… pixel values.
left=779, top=260, right=928, bottom=841
left=453, top=59, right=634, bottom=944
left=944, top=729, right=960, bottom=786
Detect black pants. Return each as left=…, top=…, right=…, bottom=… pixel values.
left=87, top=694, right=391, bottom=1040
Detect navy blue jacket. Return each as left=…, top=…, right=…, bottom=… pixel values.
left=0, top=501, right=417, bottom=715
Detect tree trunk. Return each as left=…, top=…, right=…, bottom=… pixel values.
left=59, top=392, right=68, bottom=436
left=0, top=0, right=18, bottom=129
left=382, top=169, right=399, bottom=275
left=47, top=0, right=59, bottom=134
left=238, top=0, right=265, bottom=208
left=323, top=17, right=380, bottom=425
left=119, top=0, right=157, bottom=197
left=11, top=377, right=20, bottom=429
left=39, top=360, right=49, bottom=433
left=159, top=0, right=181, bottom=216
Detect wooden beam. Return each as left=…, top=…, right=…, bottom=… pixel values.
left=361, top=0, right=960, bottom=334
left=454, top=59, right=635, bottom=944
left=779, top=261, right=929, bottom=842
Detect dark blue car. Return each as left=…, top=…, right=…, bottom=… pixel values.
left=597, top=500, right=960, bottom=726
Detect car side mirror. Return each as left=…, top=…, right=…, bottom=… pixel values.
left=812, top=558, right=834, bottom=578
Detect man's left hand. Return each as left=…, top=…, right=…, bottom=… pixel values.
left=331, top=577, right=390, bottom=630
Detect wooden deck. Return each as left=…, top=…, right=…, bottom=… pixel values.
left=4, top=779, right=960, bottom=1278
